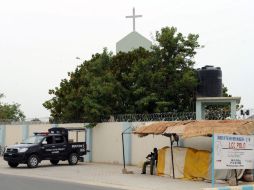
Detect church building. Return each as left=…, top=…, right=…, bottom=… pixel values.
left=116, top=8, right=152, bottom=53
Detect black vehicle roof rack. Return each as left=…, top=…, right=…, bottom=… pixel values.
left=33, top=132, right=49, bottom=136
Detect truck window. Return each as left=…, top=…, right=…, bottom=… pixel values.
left=68, top=130, right=86, bottom=143
left=22, top=136, right=44, bottom=144
left=55, top=136, right=65, bottom=144
left=42, top=136, right=54, bottom=145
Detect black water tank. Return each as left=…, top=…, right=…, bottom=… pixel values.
left=197, top=65, right=222, bottom=97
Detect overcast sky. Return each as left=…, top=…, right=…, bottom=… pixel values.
left=0, top=0, right=253, bottom=119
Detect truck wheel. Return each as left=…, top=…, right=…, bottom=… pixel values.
left=68, top=153, right=78, bottom=165
left=8, top=161, right=19, bottom=168
left=50, top=160, right=59, bottom=165
left=27, top=154, right=39, bottom=168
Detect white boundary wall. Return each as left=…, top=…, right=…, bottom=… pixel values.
left=1, top=122, right=212, bottom=166
left=91, top=122, right=171, bottom=165
left=5, top=125, right=22, bottom=145
left=3, top=123, right=85, bottom=146
left=29, top=124, right=51, bottom=136
left=92, top=122, right=123, bottom=164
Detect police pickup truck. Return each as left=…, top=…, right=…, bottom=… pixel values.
left=3, top=127, right=87, bottom=168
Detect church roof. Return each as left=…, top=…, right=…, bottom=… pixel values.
left=116, top=31, right=152, bottom=53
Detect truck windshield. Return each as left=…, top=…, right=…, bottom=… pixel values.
left=21, top=136, right=44, bottom=144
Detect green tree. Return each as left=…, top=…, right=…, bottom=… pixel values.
left=44, top=49, right=124, bottom=122
left=129, top=27, right=199, bottom=113
left=0, top=93, right=25, bottom=121
left=222, top=85, right=231, bottom=97
left=44, top=26, right=202, bottom=123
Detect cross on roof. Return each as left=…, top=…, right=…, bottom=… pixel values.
left=125, top=7, right=142, bottom=32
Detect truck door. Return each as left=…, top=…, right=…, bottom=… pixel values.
left=54, top=135, right=67, bottom=157
left=41, top=136, right=55, bottom=159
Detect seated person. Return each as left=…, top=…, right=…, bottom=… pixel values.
left=172, top=133, right=179, bottom=146
left=141, top=148, right=158, bottom=175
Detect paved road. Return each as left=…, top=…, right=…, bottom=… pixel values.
left=0, top=160, right=218, bottom=190
left=0, top=173, right=124, bottom=190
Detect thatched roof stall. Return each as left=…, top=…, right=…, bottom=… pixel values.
left=182, top=120, right=254, bottom=138
left=133, top=121, right=180, bottom=136
left=130, top=120, right=254, bottom=179
left=133, top=120, right=254, bottom=138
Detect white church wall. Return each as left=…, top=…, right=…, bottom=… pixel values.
left=116, top=31, right=152, bottom=53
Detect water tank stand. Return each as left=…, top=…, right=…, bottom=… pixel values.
left=196, top=97, right=241, bottom=120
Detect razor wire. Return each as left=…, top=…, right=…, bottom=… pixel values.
left=113, top=112, right=196, bottom=122
left=113, top=110, right=233, bottom=122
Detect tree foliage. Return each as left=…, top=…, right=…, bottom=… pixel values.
left=0, top=93, right=25, bottom=121
left=43, top=26, right=201, bottom=123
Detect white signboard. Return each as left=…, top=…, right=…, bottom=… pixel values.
left=214, top=134, right=254, bottom=169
